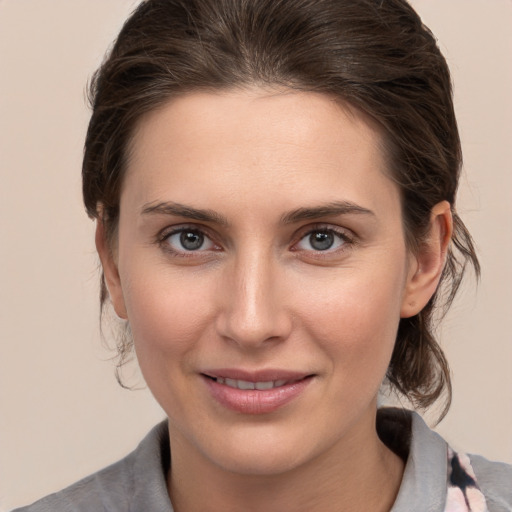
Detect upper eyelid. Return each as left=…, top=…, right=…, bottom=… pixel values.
left=158, top=224, right=214, bottom=240
left=294, top=223, right=354, bottom=240
left=157, top=226, right=221, bottom=258
left=291, top=224, right=357, bottom=251
left=157, top=224, right=218, bottom=250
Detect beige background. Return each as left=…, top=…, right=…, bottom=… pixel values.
left=0, top=0, right=511, bottom=510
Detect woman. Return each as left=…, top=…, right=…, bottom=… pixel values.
left=13, top=0, right=511, bottom=510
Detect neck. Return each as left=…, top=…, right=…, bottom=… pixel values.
left=167, top=411, right=404, bottom=512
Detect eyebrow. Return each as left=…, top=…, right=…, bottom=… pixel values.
left=141, top=201, right=230, bottom=226
left=281, top=201, right=375, bottom=224
left=140, top=200, right=374, bottom=226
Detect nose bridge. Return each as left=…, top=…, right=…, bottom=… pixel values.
left=218, top=245, right=291, bottom=347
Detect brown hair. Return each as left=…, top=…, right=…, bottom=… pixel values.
left=83, top=0, right=479, bottom=416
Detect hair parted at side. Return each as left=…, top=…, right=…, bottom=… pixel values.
left=83, top=0, right=479, bottom=417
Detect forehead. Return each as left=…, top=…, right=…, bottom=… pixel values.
left=123, top=88, right=400, bottom=220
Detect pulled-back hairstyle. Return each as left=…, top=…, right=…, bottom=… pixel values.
left=83, top=0, right=479, bottom=417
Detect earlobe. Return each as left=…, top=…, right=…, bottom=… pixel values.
left=400, top=201, right=453, bottom=318
left=95, top=219, right=128, bottom=320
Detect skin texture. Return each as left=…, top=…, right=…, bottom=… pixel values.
left=97, top=88, right=452, bottom=511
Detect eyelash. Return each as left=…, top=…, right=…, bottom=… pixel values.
left=293, top=224, right=355, bottom=253
left=156, top=224, right=356, bottom=259
left=157, top=225, right=220, bottom=258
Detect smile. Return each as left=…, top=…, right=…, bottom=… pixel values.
left=202, top=371, right=314, bottom=414
left=213, top=377, right=291, bottom=390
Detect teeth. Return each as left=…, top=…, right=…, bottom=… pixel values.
left=216, top=378, right=289, bottom=390
left=255, top=381, right=274, bottom=390
left=237, top=380, right=256, bottom=390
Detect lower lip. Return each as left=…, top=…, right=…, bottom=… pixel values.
left=203, top=375, right=313, bottom=414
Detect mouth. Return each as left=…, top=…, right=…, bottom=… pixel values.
left=203, top=375, right=307, bottom=390
left=201, top=370, right=315, bottom=414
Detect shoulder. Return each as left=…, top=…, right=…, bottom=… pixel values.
left=12, top=421, right=172, bottom=512
left=378, top=408, right=512, bottom=512
left=469, top=453, right=512, bottom=512
left=11, top=457, right=134, bottom=512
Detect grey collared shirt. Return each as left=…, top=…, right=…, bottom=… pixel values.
left=13, top=410, right=512, bottom=512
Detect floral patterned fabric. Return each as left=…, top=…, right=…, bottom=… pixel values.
left=445, top=448, right=488, bottom=512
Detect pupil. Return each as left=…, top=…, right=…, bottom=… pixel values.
left=310, top=231, right=334, bottom=251
left=180, top=231, right=204, bottom=250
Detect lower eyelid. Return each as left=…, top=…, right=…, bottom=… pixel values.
left=159, top=227, right=216, bottom=252
left=294, top=228, right=353, bottom=250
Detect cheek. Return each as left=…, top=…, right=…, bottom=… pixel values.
left=297, top=265, right=406, bottom=377
left=119, top=265, right=221, bottom=418
left=119, top=262, right=216, bottom=366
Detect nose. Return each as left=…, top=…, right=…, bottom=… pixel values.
left=215, top=250, right=293, bottom=349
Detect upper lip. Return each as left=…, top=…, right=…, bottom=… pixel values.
left=201, top=369, right=313, bottom=382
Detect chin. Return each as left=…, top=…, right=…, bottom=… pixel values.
left=194, top=423, right=325, bottom=477
left=210, top=446, right=309, bottom=477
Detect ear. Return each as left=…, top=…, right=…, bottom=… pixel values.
left=400, top=201, right=453, bottom=318
left=95, top=219, right=128, bottom=320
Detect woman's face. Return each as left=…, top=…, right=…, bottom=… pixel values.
left=102, top=88, right=433, bottom=475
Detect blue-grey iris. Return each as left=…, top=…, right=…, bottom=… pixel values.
left=310, top=231, right=334, bottom=251
left=180, top=231, right=204, bottom=250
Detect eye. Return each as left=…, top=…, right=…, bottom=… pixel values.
left=294, top=228, right=350, bottom=252
left=163, top=228, right=217, bottom=253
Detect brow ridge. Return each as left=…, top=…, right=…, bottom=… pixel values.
left=281, top=201, right=375, bottom=224
left=141, top=200, right=374, bottom=226
left=141, top=201, right=229, bottom=226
